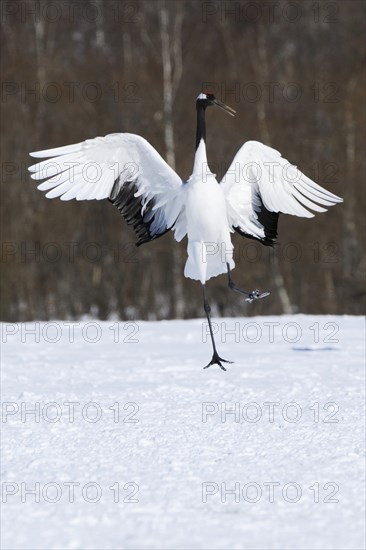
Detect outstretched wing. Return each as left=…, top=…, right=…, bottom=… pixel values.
left=29, top=133, right=186, bottom=246
left=221, top=140, right=343, bottom=246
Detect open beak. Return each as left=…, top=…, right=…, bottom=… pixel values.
left=213, top=99, right=236, bottom=117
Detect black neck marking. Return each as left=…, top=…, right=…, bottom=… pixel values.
left=195, top=101, right=207, bottom=150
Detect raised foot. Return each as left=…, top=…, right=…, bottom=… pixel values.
left=203, top=352, right=233, bottom=371
left=245, top=290, right=270, bottom=304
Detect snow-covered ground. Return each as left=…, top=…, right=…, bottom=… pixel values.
left=1, top=315, right=365, bottom=550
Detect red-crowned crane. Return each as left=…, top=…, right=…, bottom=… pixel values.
left=29, top=92, right=343, bottom=370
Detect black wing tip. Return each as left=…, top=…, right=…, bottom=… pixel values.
left=234, top=226, right=277, bottom=247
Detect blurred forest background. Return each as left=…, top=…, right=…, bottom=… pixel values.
left=1, top=0, right=365, bottom=322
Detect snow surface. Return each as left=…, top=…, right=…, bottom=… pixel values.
left=1, top=315, right=365, bottom=550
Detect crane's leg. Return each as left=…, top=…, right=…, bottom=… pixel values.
left=226, top=263, right=270, bottom=303
left=202, top=284, right=232, bottom=371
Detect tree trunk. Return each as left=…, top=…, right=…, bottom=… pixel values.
left=343, top=78, right=358, bottom=280
left=159, top=1, right=184, bottom=318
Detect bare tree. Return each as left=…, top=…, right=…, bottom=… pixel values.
left=158, top=1, right=184, bottom=318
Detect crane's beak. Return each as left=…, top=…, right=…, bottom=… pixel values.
left=213, top=99, right=236, bottom=117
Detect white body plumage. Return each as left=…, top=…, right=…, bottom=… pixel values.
left=183, top=139, right=235, bottom=283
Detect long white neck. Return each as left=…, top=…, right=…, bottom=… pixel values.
left=192, top=138, right=209, bottom=177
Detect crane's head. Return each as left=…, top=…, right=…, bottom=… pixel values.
left=196, top=93, right=236, bottom=116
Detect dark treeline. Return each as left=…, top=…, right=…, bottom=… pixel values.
left=1, top=0, right=365, bottom=321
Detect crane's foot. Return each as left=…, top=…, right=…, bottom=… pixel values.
left=228, top=275, right=270, bottom=304
left=245, top=290, right=270, bottom=304
left=203, top=351, right=233, bottom=371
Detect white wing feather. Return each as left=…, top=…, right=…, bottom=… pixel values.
left=29, top=133, right=186, bottom=241
left=221, top=140, right=343, bottom=240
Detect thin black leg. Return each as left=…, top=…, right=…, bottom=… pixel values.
left=202, top=284, right=233, bottom=371
left=226, top=263, right=270, bottom=303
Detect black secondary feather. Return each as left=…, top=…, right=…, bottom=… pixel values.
left=234, top=195, right=279, bottom=247
left=109, top=178, right=170, bottom=247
